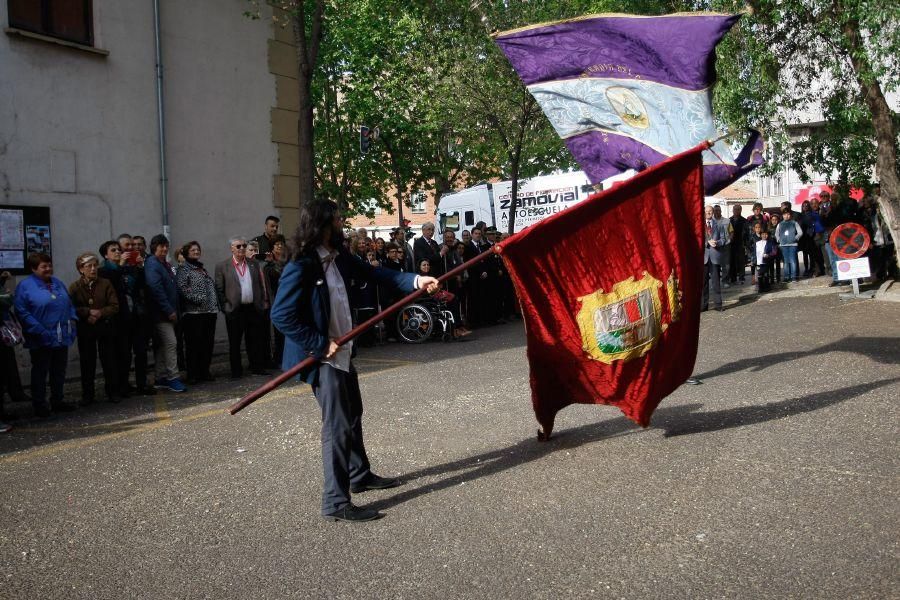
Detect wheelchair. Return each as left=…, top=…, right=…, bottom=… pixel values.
left=395, top=296, right=456, bottom=344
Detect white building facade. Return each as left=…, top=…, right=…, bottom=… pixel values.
left=0, top=0, right=303, bottom=272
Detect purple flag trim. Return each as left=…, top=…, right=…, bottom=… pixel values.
left=567, top=129, right=764, bottom=195
left=495, top=13, right=741, bottom=90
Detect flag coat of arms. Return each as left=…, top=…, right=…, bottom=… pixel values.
left=494, top=13, right=763, bottom=194
left=497, top=148, right=705, bottom=437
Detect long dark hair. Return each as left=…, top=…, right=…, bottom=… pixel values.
left=290, top=199, right=344, bottom=260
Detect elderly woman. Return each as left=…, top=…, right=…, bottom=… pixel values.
left=13, top=253, right=78, bottom=417
left=176, top=241, right=219, bottom=384
left=69, top=252, right=120, bottom=405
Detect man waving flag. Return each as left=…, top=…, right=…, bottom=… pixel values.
left=494, top=13, right=763, bottom=194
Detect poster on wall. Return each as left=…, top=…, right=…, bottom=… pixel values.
left=0, top=209, right=25, bottom=250
left=26, top=225, right=51, bottom=255
left=0, top=250, right=24, bottom=269
left=0, top=205, right=51, bottom=275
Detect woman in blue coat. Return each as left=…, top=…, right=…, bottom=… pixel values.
left=13, top=253, right=78, bottom=417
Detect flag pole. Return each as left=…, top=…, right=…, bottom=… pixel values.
left=227, top=247, right=500, bottom=415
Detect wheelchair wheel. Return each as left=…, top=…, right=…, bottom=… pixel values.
left=396, top=303, right=434, bottom=344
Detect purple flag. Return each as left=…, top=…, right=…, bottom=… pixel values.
left=494, top=13, right=764, bottom=194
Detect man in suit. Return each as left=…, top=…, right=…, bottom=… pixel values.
left=214, top=237, right=268, bottom=378
left=271, top=199, right=438, bottom=523
left=413, top=222, right=443, bottom=276
left=702, top=205, right=726, bottom=312
left=463, top=226, right=493, bottom=326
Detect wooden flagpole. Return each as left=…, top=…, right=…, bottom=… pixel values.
left=227, top=246, right=500, bottom=415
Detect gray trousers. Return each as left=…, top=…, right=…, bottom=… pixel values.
left=702, top=262, right=722, bottom=310
left=153, top=321, right=179, bottom=380
left=312, top=362, right=373, bottom=514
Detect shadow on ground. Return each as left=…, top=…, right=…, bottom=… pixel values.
left=693, top=336, right=900, bottom=380
left=369, top=377, right=899, bottom=512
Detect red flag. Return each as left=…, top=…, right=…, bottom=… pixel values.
left=497, top=147, right=706, bottom=438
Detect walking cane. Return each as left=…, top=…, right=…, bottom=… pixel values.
left=227, top=246, right=498, bottom=415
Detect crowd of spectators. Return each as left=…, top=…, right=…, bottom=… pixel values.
left=1, top=193, right=893, bottom=433
left=0, top=218, right=289, bottom=431
left=344, top=221, right=520, bottom=344
left=0, top=215, right=524, bottom=433
left=712, top=190, right=895, bottom=295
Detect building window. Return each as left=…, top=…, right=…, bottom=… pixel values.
left=773, top=175, right=783, bottom=197
left=363, top=198, right=381, bottom=216
left=8, top=0, right=94, bottom=46
left=411, top=191, right=426, bottom=214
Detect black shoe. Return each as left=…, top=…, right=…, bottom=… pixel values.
left=323, top=503, right=383, bottom=523
left=137, top=386, right=157, bottom=396
left=351, top=474, right=403, bottom=493
left=108, top=396, right=122, bottom=404
left=685, top=378, right=703, bottom=385
left=52, top=403, right=77, bottom=413
left=35, top=405, right=51, bottom=418
left=201, top=374, right=216, bottom=382
left=250, top=369, right=269, bottom=376
left=80, top=397, right=95, bottom=407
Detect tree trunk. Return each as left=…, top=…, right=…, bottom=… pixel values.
left=382, top=135, right=407, bottom=229
left=290, top=1, right=324, bottom=209
left=506, top=92, right=536, bottom=235
left=842, top=18, right=900, bottom=272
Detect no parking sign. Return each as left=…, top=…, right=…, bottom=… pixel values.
left=829, top=223, right=870, bottom=259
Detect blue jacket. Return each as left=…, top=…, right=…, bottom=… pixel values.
left=144, top=255, right=178, bottom=322
left=13, top=275, right=77, bottom=349
left=271, top=248, right=417, bottom=385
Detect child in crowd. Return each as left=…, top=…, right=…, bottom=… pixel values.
left=767, top=213, right=782, bottom=282
left=749, top=222, right=763, bottom=284
left=756, top=228, right=778, bottom=293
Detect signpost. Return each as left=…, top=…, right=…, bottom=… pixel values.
left=830, top=224, right=873, bottom=299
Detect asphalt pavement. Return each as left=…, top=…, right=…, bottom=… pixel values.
left=1, top=288, right=898, bottom=599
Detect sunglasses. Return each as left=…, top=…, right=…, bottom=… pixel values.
left=234, top=244, right=247, bottom=249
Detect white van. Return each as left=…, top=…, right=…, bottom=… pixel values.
left=436, top=171, right=630, bottom=236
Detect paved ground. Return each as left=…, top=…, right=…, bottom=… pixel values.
left=1, top=289, right=898, bottom=599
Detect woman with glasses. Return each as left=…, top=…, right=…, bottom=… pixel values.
left=99, top=240, right=136, bottom=398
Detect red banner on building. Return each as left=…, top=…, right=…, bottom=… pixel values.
left=498, top=147, right=706, bottom=438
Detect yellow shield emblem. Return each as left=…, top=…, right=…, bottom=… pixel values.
left=576, top=271, right=682, bottom=364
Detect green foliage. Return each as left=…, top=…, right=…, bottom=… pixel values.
left=697, top=0, right=900, bottom=187
left=253, top=0, right=897, bottom=215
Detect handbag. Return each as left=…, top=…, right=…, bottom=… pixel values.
left=0, top=314, right=24, bottom=347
